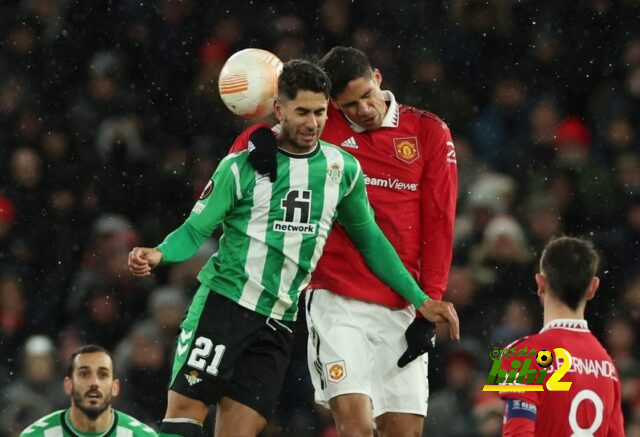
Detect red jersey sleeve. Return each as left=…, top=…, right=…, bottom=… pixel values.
left=419, top=121, right=457, bottom=300
left=227, top=122, right=272, bottom=154
left=503, top=416, right=536, bottom=436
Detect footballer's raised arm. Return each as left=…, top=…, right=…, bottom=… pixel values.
left=155, top=154, right=240, bottom=264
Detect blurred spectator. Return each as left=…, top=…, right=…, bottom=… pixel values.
left=523, top=194, right=562, bottom=258
left=0, top=274, right=28, bottom=378
left=113, top=321, right=170, bottom=424
left=470, top=76, right=529, bottom=169
left=425, top=345, right=480, bottom=436
left=0, top=335, right=65, bottom=434
left=147, top=285, right=187, bottom=348
left=454, top=172, right=516, bottom=263
left=470, top=216, right=535, bottom=311
left=489, top=299, right=536, bottom=348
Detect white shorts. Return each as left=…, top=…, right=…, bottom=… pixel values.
left=305, top=289, right=429, bottom=418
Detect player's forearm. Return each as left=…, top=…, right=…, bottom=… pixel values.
left=345, top=220, right=428, bottom=308
left=156, top=221, right=208, bottom=263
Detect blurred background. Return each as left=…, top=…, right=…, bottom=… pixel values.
left=0, top=0, right=639, bottom=435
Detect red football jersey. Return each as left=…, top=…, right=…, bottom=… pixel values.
left=310, top=93, right=457, bottom=306
left=228, top=91, right=457, bottom=307
left=499, top=319, right=625, bottom=437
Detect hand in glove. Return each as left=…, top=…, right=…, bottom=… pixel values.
left=397, top=318, right=437, bottom=368
left=247, top=126, right=278, bottom=182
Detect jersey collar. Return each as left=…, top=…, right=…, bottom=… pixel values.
left=270, top=124, right=320, bottom=159
left=540, top=318, right=589, bottom=333
left=62, top=408, right=117, bottom=437
left=345, top=90, right=399, bottom=133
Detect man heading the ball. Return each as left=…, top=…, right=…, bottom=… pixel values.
left=130, top=59, right=459, bottom=437
left=235, top=46, right=458, bottom=436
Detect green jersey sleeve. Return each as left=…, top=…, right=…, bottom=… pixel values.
left=157, top=154, right=241, bottom=263
left=337, top=161, right=429, bottom=309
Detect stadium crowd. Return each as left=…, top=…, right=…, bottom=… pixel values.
left=0, top=0, right=639, bottom=435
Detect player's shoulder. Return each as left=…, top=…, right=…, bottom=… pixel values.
left=19, top=410, right=64, bottom=436
left=115, top=410, right=158, bottom=435
left=228, top=122, right=274, bottom=154
left=318, top=140, right=361, bottom=176
left=219, top=147, right=249, bottom=171
left=319, top=140, right=356, bottom=161
left=398, top=103, right=450, bottom=132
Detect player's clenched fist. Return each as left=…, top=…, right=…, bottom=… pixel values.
left=128, top=247, right=163, bottom=277
left=417, top=299, right=460, bottom=341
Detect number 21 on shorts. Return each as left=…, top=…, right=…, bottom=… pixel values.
left=187, top=336, right=226, bottom=376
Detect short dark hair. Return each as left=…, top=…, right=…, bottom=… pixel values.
left=319, top=46, right=373, bottom=99
left=278, top=59, right=330, bottom=101
left=540, top=236, right=599, bottom=310
left=67, top=344, right=115, bottom=377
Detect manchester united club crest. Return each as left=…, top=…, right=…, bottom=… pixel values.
left=327, top=162, right=343, bottom=183
left=326, top=360, right=347, bottom=383
left=393, top=137, right=419, bottom=163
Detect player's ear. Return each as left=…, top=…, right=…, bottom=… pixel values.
left=586, top=276, right=599, bottom=301
left=111, top=378, right=121, bottom=397
left=330, top=99, right=339, bottom=110
left=535, top=273, right=545, bottom=297
left=63, top=376, right=73, bottom=396
left=372, top=68, right=382, bottom=87
left=274, top=99, right=283, bottom=123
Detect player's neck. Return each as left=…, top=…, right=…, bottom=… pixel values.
left=278, top=141, right=318, bottom=155
left=68, top=406, right=114, bottom=433
left=543, top=297, right=586, bottom=325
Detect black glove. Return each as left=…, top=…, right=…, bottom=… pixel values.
left=397, top=318, right=437, bottom=368
left=247, top=127, right=278, bottom=182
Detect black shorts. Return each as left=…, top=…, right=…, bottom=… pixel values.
left=168, top=284, right=294, bottom=419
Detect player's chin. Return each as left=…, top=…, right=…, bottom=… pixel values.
left=297, top=133, right=317, bottom=146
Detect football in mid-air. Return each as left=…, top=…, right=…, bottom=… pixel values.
left=536, top=350, right=554, bottom=368
left=218, top=48, right=282, bottom=119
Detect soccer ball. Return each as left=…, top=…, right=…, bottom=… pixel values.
left=218, top=48, right=283, bottom=119
left=536, top=350, right=554, bottom=368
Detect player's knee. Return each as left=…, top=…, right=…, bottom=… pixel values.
left=330, top=395, right=374, bottom=437
left=159, top=419, right=205, bottom=437
left=335, top=418, right=374, bottom=437
left=165, top=390, right=209, bottom=422
left=376, top=413, right=423, bottom=437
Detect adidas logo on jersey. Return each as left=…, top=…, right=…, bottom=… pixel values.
left=340, top=137, right=358, bottom=149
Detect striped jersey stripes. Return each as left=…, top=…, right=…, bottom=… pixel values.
left=188, top=141, right=368, bottom=321
left=19, top=409, right=158, bottom=436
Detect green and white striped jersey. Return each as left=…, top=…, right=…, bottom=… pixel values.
left=159, top=141, right=373, bottom=321
left=19, top=408, right=158, bottom=436
left=157, top=140, right=428, bottom=321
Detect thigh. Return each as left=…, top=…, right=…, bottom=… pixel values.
left=168, top=286, right=264, bottom=406
left=225, top=316, right=294, bottom=420
left=306, top=289, right=377, bottom=407
left=370, top=307, right=429, bottom=418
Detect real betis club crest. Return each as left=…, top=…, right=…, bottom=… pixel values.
left=185, top=370, right=202, bottom=386
left=327, top=162, right=343, bottom=183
